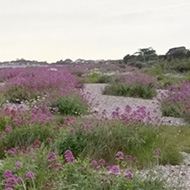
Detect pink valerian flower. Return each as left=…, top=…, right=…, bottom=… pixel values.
left=34, top=140, right=40, bottom=145
left=107, top=165, right=121, bottom=175
left=54, top=107, right=59, bottom=112
left=106, top=166, right=112, bottom=171
left=26, top=171, right=35, bottom=179
left=64, top=116, right=75, bottom=126
left=5, top=177, right=18, bottom=187
left=4, top=170, right=12, bottom=178
left=132, top=157, right=137, bottom=162
left=91, top=160, right=98, bottom=167
left=3, top=146, right=7, bottom=151
left=5, top=125, right=12, bottom=134
left=54, top=163, right=62, bottom=169
left=48, top=152, right=57, bottom=162
left=33, top=140, right=41, bottom=148
left=98, top=159, right=106, bottom=166
left=15, top=161, right=22, bottom=167
left=116, top=151, right=124, bottom=160
left=7, top=148, right=15, bottom=154
left=3, top=170, right=23, bottom=188
left=47, top=137, right=52, bottom=142
left=126, top=155, right=132, bottom=160
left=154, top=148, right=161, bottom=155
left=124, top=171, right=133, bottom=179
left=16, top=177, right=23, bottom=182
left=21, top=146, right=26, bottom=154
left=64, top=150, right=77, bottom=164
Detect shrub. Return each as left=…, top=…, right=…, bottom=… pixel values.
left=3, top=125, right=55, bottom=149
left=122, top=72, right=158, bottom=88
left=96, top=75, right=112, bottom=83
left=55, top=121, right=182, bottom=167
left=159, top=58, right=190, bottom=73
left=143, top=65, right=184, bottom=88
left=52, top=94, right=88, bottom=116
left=4, top=85, right=38, bottom=103
left=86, top=72, right=99, bottom=83
left=160, top=101, right=181, bottom=117
left=86, top=72, right=112, bottom=83
left=103, top=83, right=157, bottom=99
left=160, top=81, right=190, bottom=121
left=0, top=147, right=167, bottom=190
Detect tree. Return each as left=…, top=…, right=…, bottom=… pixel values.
left=135, top=47, right=158, bottom=64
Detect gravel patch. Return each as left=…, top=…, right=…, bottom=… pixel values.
left=137, top=152, right=190, bottom=190
left=83, top=83, right=185, bottom=126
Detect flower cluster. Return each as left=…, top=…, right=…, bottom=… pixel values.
left=111, top=105, right=162, bottom=124
left=47, top=152, right=62, bottom=169
left=64, top=150, right=77, bottom=165
left=122, top=72, right=158, bottom=88
left=3, top=169, right=34, bottom=189
left=48, top=152, right=57, bottom=162
left=91, top=159, right=106, bottom=170
left=116, top=151, right=124, bottom=160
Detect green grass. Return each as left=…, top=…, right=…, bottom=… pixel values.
left=51, top=94, right=89, bottom=116
left=55, top=120, right=190, bottom=168
left=0, top=146, right=167, bottom=190
left=3, top=125, right=55, bottom=149
left=0, top=93, right=6, bottom=106
left=142, top=65, right=184, bottom=88
left=85, top=72, right=112, bottom=83
left=4, top=85, right=38, bottom=103
left=161, top=101, right=181, bottom=118
left=103, top=83, right=157, bottom=99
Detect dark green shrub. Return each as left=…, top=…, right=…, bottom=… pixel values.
left=86, top=72, right=112, bottom=83
left=56, top=122, right=182, bottom=167
left=86, top=72, right=99, bottom=83
left=161, top=102, right=181, bottom=117
left=3, top=125, right=54, bottom=149
left=0, top=116, right=12, bottom=131
left=143, top=66, right=183, bottom=88
left=4, top=86, right=38, bottom=103
left=52, top=95, right=88, bottom=116
left=103, top=83, right=157, bottom=99
left=96, top=75, right=112, bottom=83
left=160, top=58, right=190, bottom=73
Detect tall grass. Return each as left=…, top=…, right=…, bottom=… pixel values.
left=103, top=83, right=157, bottom=99
left=55, top=120, right=184, bottom=167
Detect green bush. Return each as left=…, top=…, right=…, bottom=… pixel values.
left=103, top=83, right=157, bottom=99
left=86, top=72, right=112, bottom=83
left=143, top=66, right=183, bottom=88
left=96, top=75, right=112, bottom=83
left=4, top=86, right=38, bottom=103
left=0, top=93, right=6, bottom=106
left=0, top=115, right=13, bottom=131
left=86, top=72, right=99, bottom=83
left=3, top=125, right=54, bottom=149
left=161, top=102, right=181, bottom=117
left=52, top=94, right=88, bottom=116
left=55, top=121, right=183, bottom=167
left=0, top=147, right=167, bottom=190
left=159, top=58, right=190, bottom=73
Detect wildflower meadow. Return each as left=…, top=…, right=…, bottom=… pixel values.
left=0, top=64, right=190, bottom=189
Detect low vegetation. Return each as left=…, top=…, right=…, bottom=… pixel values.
left=0, top=62, right=190, bottom=189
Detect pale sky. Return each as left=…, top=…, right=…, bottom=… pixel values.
left=0, top=0, right=190, bottom=62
